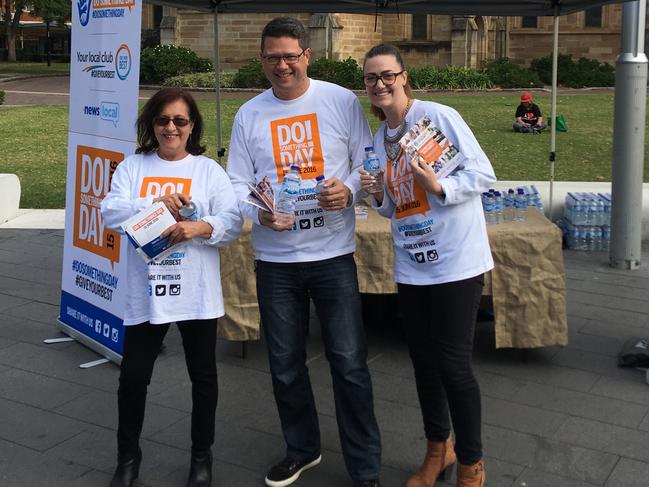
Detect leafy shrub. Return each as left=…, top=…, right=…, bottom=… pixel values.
left=483, top=58, right=543, bottom=88
left=530, top=53, right=614, bottom=88
left=308, top=57, right=364, bottom=89
left=231, top=59, right=271, bottom=89
left=408, top=65, right=494, bottom=90
left=141, top=29, right=161, bottom=50
left=140, top=45, right=214, bottom=84
left=163, top=71, right=237, bottom=89
left=0, top=90, right=4, bottom=105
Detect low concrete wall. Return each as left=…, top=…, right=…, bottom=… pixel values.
left=496, top=181, right=649, bottom=239
left=0, top=174, right=20, bottom=224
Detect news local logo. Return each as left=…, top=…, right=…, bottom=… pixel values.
left=84, top=101, right=120, bottom=126
left=78, top=44, right=131, bottom=80
left=74, top=145, right=123, bottom=265
left=78, top=0, right=136, bottom=27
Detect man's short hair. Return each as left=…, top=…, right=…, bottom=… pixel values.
left=261, top=17, right=308, bottom=51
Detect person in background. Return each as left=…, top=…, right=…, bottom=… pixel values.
left=226, top=16, right=382, bottom=487
left=513, top=92, right=546, bottom=133
left=360, top=43, right=495, bottom=487
left=101, top=88, right=242, bottom=487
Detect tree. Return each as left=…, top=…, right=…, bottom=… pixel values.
left=2, top=0, right=71, bottom=62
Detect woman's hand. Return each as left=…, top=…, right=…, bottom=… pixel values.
left=153, top=193, right=190, bottom=221
left=408, top=156, right=444, bottom=196
left=359, top=168, right=384, bottom=204
left=161, top=220, right=213, bottom=244
left=259, top=209, right=295, bottom=232
left=317, top=177, right=352, bottom=211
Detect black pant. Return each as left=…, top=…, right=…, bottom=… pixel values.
left=397, top=275, right=484, bottom=465
left=117, top=319, right=219, bottom=458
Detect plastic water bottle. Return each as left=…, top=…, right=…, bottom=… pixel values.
left=602, top=227, right=610, bottom=251
left=493, top=191, right=504, bottom=224
left=275, top=165, right=301, bottom=225
left=482, top=192, right=496, bottom=225
left=504, top=189, right=515, bottom=221
left=591, top=226, right=602, bottom=251
left=363, top=146, right=383, bottom=194
left=514, top=188, right=527, bottom=222
left=530, top=185, right=544, bottom=214
left=315, top=175, right=345, bottom=232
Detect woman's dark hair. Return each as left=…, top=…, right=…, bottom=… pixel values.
left=363, top=43, right=414, bottom=121
left=136, top=88, right=206, bottom=155
left=261, top=17, right=308, bottom=51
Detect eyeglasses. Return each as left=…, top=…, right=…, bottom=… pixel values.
left=262, top=49, right=307, bottom=65
left=154, top=116, right=191, bottom=127
left=363, top=71, right=405, bottom=87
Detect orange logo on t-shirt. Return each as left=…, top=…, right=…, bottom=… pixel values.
left=386, top=153, right=430, bottom=219
left=270, top=113, right=324, bottom=181
left=74, top=145, right=123, bottom=264
left=140, top=177, right=192, bottom=198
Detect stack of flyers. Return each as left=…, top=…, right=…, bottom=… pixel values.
left=244, top=176, right=276, bottom=213
left=399, top=115, right=464, bottom=179
left=122, top=201, right=179, bottom=263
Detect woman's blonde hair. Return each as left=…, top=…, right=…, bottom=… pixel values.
left=363, top=43, right=413, bottom=121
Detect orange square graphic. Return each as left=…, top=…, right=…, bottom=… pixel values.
left=73, top=145, right=123, bottom=263
left=270, top=113, right=324, bottom=181
left=140, top=177, right=192, bottom=198
left=386, top=154, right=430, bottom=219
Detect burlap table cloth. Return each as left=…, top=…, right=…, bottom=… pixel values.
left=219, top=207, right=567, bottom=349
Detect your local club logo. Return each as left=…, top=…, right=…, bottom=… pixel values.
left=78, top=44, right=131, bottom=80
left=78, top=0, right=136, bottom=26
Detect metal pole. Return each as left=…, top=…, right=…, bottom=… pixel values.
left=610, top=0, right=647, bottom=270
left=548, top=9, right=559, bottom=219
left=213, top=7, right=225, bottom=162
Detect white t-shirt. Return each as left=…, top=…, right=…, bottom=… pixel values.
left=226, top=79, right=372, bottom=263
left=101, top=153, right=242, bottom=325
left=373, top=99, right=496, bottom=285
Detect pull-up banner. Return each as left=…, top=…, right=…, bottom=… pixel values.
left=59, top=0, right=142, bottom=363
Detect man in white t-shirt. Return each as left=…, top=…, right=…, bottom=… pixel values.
left=226, top=17, right=381, bottom=487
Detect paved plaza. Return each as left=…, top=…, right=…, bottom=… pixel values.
left=1, top=211, right=649, bottom=487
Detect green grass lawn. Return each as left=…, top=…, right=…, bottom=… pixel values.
left=0, top=61, right=70, bottom=77
left=2, top=93, right=647, bottom=208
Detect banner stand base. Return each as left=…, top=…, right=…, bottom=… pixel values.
left=80, top=358, right=111, bottom=369
left=44, top=337, right=76, bottom=344
left=56, top=318, right=123, bottom=366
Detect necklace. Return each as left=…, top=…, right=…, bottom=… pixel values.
left=384, top=98, right=413, bottom=164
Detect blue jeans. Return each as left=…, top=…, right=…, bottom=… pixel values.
left=256, top=253, right=381, bottom=481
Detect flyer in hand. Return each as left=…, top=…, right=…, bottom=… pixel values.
left=244, top=176, right=276, bottom=213
left=399, top=115, right=464, bottom=179
left=122, top=201, right=178, bottom=263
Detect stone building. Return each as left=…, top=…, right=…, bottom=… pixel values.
left=141, top=3, right=640, bottom=70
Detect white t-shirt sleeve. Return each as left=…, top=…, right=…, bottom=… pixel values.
left=436, top=107, right=496, bottom=206
left=226, top=112, right=261, bottom=226
left=201, top=162, right=243, bottom=246
left=101, top=157, right=153, bottom=232
left=344, top=95, right=373, bottom=204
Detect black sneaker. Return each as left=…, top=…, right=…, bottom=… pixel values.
left=264, top=454, right=322, bottom=487
left=356, top=480, right=381, bottom=487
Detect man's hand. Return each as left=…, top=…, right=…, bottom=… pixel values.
left=408, top=156, right=444, bottom=196
left=161, top=220, right=213, bottom=244
left=259, top=209, right=295, bottom=232
left=153, top=193, right=191, bottom=221
left=316, top=177, right=352, bottom=211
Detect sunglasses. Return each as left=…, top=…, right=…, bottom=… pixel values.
left=154, top=116, right=191, bottom=127
left=262, top=49, right=307, bottom=65
left=363, top=71, right=405, bottom=87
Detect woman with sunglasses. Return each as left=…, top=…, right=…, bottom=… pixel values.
left=359, top=44, right=495, bottom=487
left=101, top=88, right=242, bottom=487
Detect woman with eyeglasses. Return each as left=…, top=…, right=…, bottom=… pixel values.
left=101, top=88, right=242, bottom=487
left=359, top=44, right=495, bottom=487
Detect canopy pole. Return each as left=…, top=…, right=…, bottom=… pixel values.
left=548, top=7, right=559, bottom=219
left=214, top=7, right=225, bottom=162
left=610, top=0, right=647, bottom=269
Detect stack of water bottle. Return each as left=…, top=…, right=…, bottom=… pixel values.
left=562, top=192, right=611, bottom=251
left=481, top=186, right=544, bottom=224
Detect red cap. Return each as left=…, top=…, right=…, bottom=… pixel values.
left=520, top=92, right=532, bottom=103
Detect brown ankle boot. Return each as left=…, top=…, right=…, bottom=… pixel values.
left=456, top=461, right=485, bottom=487
left=405, top=437, right=457, bottom=487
